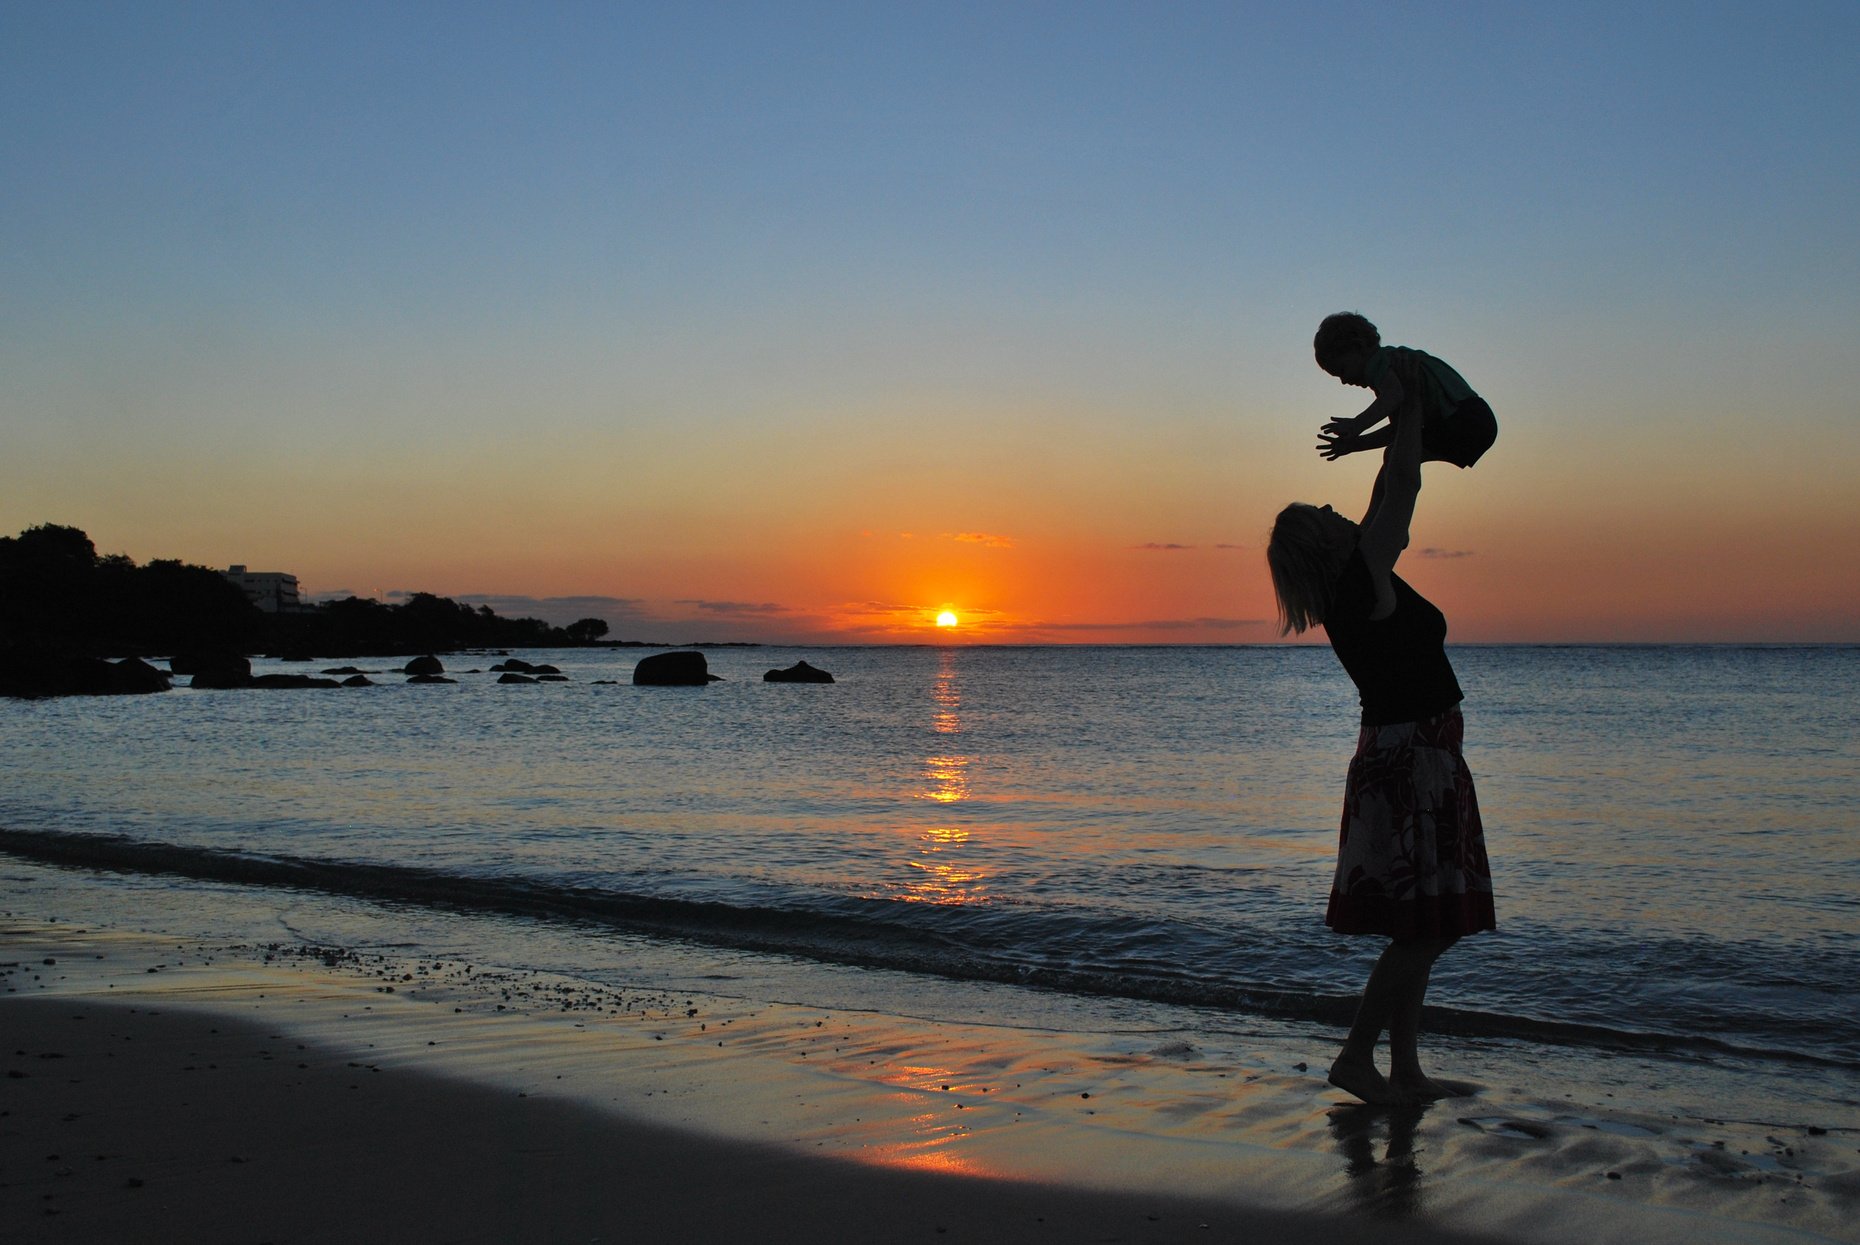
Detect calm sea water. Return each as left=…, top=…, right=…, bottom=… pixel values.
left=3, top=644, right=1857, bottom=1090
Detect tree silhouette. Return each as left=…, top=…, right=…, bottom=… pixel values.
left=1, top=522, right=583, bottom=659
left=565, top=617, right=610, bottom=644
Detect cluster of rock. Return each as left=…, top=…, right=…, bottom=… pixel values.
left=489, top=658, right=570, bottom=684
left=176, top=652, right=360, bottom=689
left=0, top=647, right=172, bottom=698
left=2, top=645, right=837, bottom=697
left=630, top=654, right=835, bottom=685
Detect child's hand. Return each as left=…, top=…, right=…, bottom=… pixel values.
left=1317, top=422, right=1361, bottom=461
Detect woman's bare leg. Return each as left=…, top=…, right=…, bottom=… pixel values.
left=1328, top=941, right=1422, bottom=1104
left=1329, top=937, right=1456, bottom=1105
left=1387, top=937, right=1456, bottom=1100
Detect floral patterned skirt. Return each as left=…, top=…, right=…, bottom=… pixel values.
left=1325, top=707, right=1497, bottom=940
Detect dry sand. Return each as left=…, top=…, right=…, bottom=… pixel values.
left=3, top=920, right=1853, bottom=1244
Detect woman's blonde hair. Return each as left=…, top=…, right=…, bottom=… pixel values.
left=1266, top=503, right=1341, bottom=634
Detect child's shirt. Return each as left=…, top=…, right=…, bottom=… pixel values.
left=1362, top=346, right=1478, bottom=427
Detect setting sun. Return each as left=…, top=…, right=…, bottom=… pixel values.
left=935, top=610, right=959, bottom=628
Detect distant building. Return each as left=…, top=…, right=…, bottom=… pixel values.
left=225, top=565, right=301, bottom=613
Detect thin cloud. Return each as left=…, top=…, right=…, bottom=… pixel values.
left=946, top=532, right=1015, bottom=548
left=1029, top=617, right=1267, bottom=633
left=454, top=593, right=653, bottom=626
left=674, top=599, right=790, bottom=615
left=1132, top=542, right=1195, bottom=551
left=1419, top=548, right=1475, bottom=559
left=840, top=600, right=985, bottom=621
left=832, top=600, right=924, bottom=624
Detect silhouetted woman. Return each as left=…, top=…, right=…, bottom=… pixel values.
left=1266, top=398, right=1496, bottom=1105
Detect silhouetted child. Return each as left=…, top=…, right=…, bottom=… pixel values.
left=1313, top=313, right=1496, bottom=481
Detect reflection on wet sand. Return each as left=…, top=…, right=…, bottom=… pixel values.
left=1328, top=1103, right=1426, bottom=1218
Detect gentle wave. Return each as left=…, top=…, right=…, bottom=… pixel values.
left=4, top=824, right=1849, bottom=1073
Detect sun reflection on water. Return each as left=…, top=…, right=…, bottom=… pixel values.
left=902, top=650, right=988, bottom=905
left=906, top=825, right=987, bottom=903
left=919, top=649, right=970, bottom=806
left=921, top=755, right=969, bottom=803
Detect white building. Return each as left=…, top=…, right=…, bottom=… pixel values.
left=225, top=565, right=302, bottom=613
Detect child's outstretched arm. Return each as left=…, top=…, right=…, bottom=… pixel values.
left=1316, top=369, right=1404, bottom=459
left=1317, top=424, right=1394, bottom=460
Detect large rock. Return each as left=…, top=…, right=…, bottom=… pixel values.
left=764, top=660, right=834, bottom=684
left=112, top=658, right=173, bottom=692
left=497, top=672, right=538, bottom=684
left=174, top=652, right=252, bottom=688
left=402, top=655, right=445, bottom=676
left=633, top=651, right=721, bottom=686
left=0, top=647, right=171, bottom=698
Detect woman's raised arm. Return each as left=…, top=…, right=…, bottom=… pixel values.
left=1355, top=406, right=1426, bottom=614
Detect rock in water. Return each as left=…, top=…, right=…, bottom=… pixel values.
left=402, top=655, right=445, bottom=676
left=176, top=652, right=253, bottom=688
left=171, top=651, right=247, bottom=677
left=112, top=658, right=173, bottom=692
left=633, top=651, right=721, bottom=686
left=763, top=660, right=834, bottom=684
left=0, top=647, right=172, bottom=697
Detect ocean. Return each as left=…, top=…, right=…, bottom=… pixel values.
left=4, top=643, right=1857, bottom=1128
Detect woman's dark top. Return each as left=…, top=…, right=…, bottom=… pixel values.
left=1322, top=546, right=1464, bottom=726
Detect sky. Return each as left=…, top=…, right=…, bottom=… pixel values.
left=3, top=1, right=1856, bottom=643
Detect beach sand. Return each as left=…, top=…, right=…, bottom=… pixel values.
left=3, top=919, right=1853, bottom=1244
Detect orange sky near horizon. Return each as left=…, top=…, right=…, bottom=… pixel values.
left=14, top=418, right=1855, bottom=645
left=13, top=344, right=1856, bottom=646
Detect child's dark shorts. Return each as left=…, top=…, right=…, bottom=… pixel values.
left=1424, top=396, right=1498, bottom=468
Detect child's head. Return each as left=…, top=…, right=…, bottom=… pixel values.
left=1313, top=312, right=1380, bottom=381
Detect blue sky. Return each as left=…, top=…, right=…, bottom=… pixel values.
left=4, top=1, right=1856, bottom=640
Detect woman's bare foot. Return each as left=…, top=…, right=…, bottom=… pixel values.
left=1328, top=1056, right=1405, bottom=1105
left=1387, top=1071, right=1452, bottom=1101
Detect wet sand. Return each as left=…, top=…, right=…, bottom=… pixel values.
left=3, top=921, right=1853, bottom=1244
